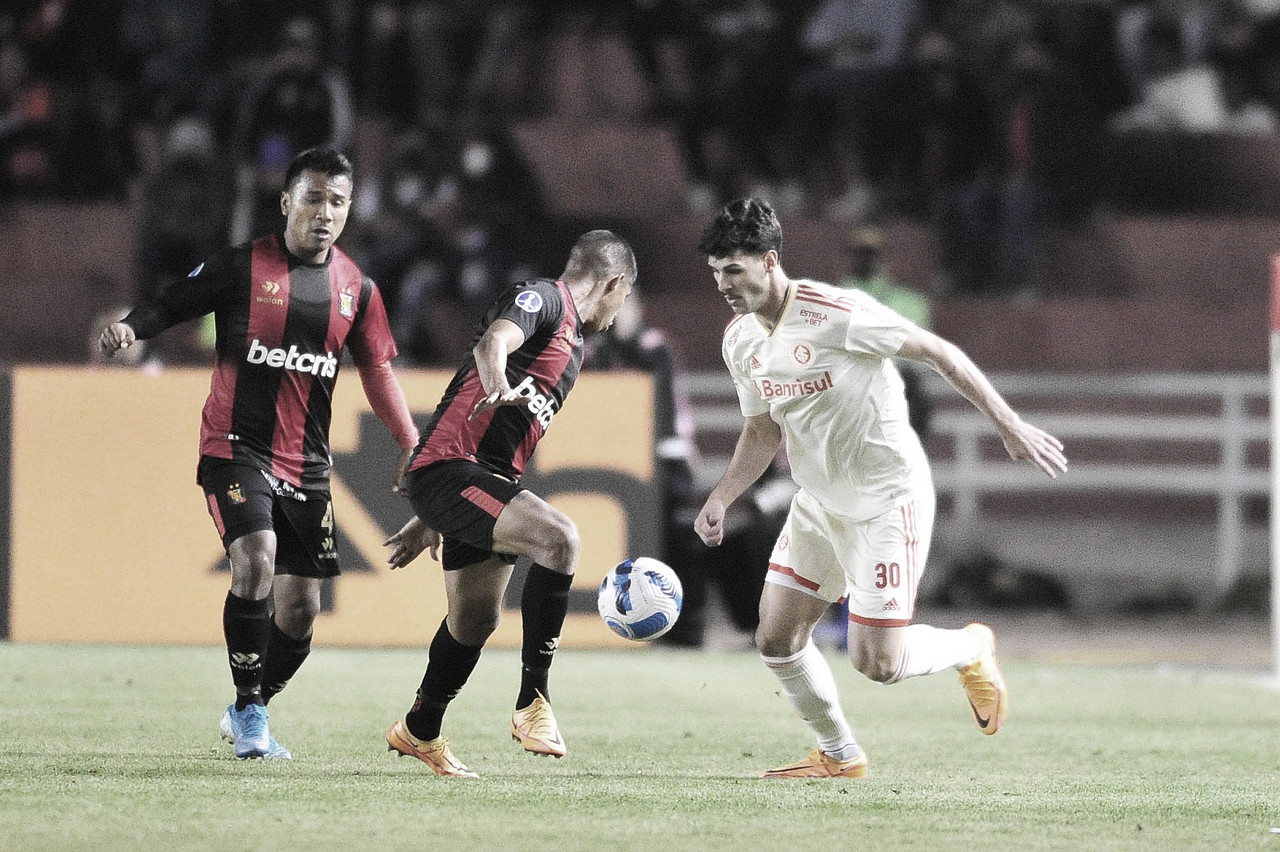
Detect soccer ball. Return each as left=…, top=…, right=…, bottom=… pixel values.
left=597, top=557, right=683, bottom=641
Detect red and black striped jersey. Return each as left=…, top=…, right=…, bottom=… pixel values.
left=409, top=277, right=582, bottom=479
left=123, top=233, right=398, bottom=488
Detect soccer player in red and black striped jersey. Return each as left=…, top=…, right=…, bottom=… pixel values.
left=100, top=148, right=419, bottom=760
left=381, top=230, right=637, bottom=778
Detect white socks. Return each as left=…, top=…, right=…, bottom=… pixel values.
left=761, top=641, right=860, bottom=761
left=891, top=624, right=983, bottom=682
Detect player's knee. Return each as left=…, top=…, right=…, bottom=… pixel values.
left=850, top=645, right=899, bottom=683
left=539, top=515, right=580, bottom=575
left=452, top=608, right=502, bottom=646
left=229, top=553, right=274, bottom=598
left=756, top=625, right=805, bottom=660
left=275, top=595, right=320, bottom=636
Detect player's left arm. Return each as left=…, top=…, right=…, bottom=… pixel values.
left=355, top=359, right=419, bottom=493
left=896, top=327, right=1068, bottom=478
left=348, top=281, right=420, bottom=492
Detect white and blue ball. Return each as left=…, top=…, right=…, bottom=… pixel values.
left=597, top=557, right=683, bottom=641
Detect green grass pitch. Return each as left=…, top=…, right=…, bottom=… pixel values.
left=1, top=643, right=1278, bottom=851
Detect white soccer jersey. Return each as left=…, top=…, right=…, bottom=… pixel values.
left=723, top=278, right=930, bottom=520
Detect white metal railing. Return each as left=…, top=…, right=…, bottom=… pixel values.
left=683, top=370, right=1270, bottom=594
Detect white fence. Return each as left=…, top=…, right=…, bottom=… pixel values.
left=683, top=370, right=1270, bottom=597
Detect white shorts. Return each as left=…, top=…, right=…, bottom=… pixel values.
left=764, top=480, right=935, bottom=627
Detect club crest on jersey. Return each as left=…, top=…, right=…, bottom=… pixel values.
left=339, top=291, right=355, bottom=318
left=793, top=343, right=814, bottom=365
left=227, top=483, right=245, bottom=504
left=515, top=290, right=543, bottom=313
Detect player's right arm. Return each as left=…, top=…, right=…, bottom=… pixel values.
left=695, top=412, right=782, bottom=547
left=99, top=251, right=230, bottom=358
left=468, top=318, right=529, bottom=421
left=99, top=321, right=138, bottom=356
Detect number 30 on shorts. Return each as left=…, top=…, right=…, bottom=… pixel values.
left=874, top=562, right=901, bottom=589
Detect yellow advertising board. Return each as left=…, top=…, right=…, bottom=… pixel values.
left=6, top=366, right=657, bottom=647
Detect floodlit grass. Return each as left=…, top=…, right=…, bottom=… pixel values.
left=1, top=643, right=1278, bottom=851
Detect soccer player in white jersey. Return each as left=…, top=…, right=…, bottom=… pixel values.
left=694, top=198, right=1068, bottom=779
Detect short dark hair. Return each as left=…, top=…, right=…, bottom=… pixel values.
left=283, top=147, right=353, bottom=192
left=697, top=197, right=783, bottom=258
left=562, top=229, right=638, bottom=285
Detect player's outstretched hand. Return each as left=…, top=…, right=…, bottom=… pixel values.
left=383, top=515, right=441, bottom=569
left=694, top=496, right=727, bottom=547
left=99, top=322, right=136, bottom=356
left=1000, top=417, right=1068, bottom=479
left=468, top=387, right=527, bottom=421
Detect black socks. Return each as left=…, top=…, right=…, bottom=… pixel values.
left=405, top=619, right=484, bottom=741
left=223, top=592, right=270, bottom=705
left=260, top=621, right=312, bottom=705
left=518, top=563, right=571, bottom=708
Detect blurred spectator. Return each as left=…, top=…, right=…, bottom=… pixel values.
left=116, top=0, right=212, bottom=130
left=2, top=1, right=134, bottom=199
left=878, top=30, right=997, bottom=294
left=929, top=0, right=1041, bottom=106
left=787, top=0, right=922, bottom=219
left=1109, top=10, right=1234, bottom=131
left=582, top=287, right=707, bottom=646
left=226, top=15, right=355, bottom=243
left=1211, top=21, right=1280, bottom=132
left=351, top=1, right=547, bottom=130
left=1034, top=0, right=1133, bottom=122
left=980, top=30, right=1101, bottom=295
left=131, top=116, right=229, bottom=366
left=346, top=126, right=455, bottom=359
left=1113, top=0, right=1229, bottom=98
left=352, top=2, right=453, bottom=128
left=1108, top=7, right=1279, bottom=133
left=620, top=0, right=696, bottom=121
left=889, top=25, right=1098, bottom=296
left=675, top=0, right=801, bottom=210
left=1252, top=13, right=1280, bottom=118
left=835, top=225, right=933, bottom=434
left=0, top=38, right=54, bottom=198
left=350, top=126, right=545, bottom=364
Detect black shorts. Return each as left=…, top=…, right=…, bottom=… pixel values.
left=406, top=458, right=524, bottom=571
left=198, top=456, right=340, bottom=579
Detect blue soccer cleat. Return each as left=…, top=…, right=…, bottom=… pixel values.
left=219, top=703, right=280, bottom=759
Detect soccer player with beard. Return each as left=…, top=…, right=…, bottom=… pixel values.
left=694, top=198, right=1067, bottom=778
left=99, top=148, right=418, bottom=760
left=381, top=230, right=636, bottom=778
